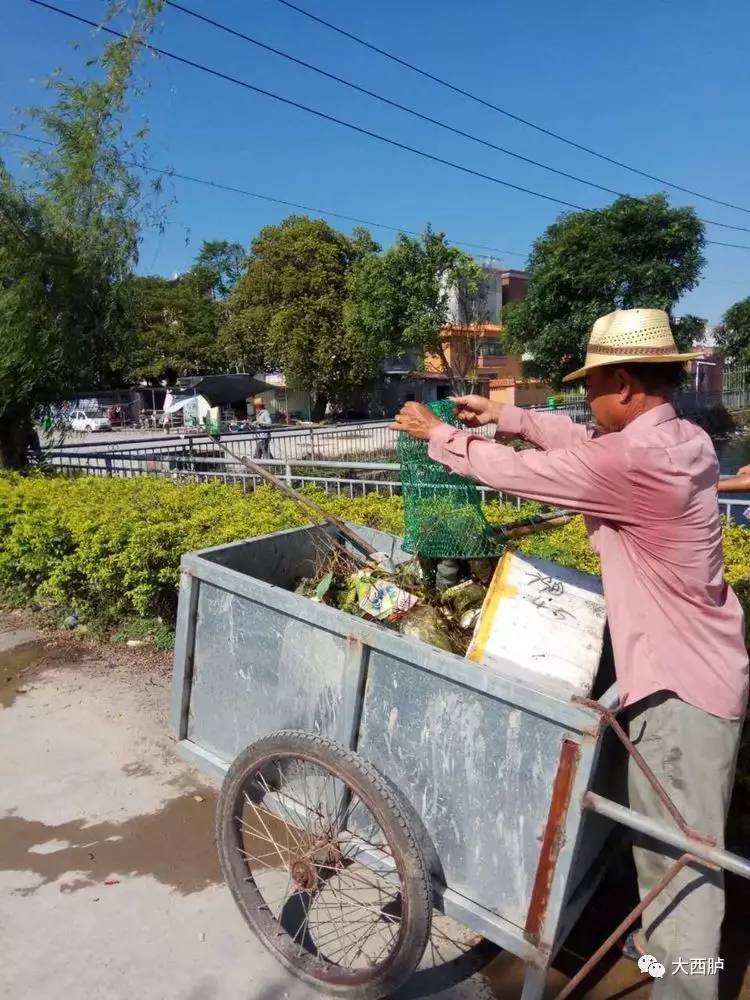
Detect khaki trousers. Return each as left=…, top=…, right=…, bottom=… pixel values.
left=627, top=693, right=742, bottom=999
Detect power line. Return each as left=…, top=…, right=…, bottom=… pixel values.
left=164, top=1, right=625, bottom=201
left=4, top=129, right=747, bottom=278
left=0, top=129, right=528, bottom=258
left=20, top=1, right=590, bottom=214
left=163, top=0, right=750, bottom=237
left=273, top=0, right=750, bottom=217
left=18, top=2, right=750, bottom=251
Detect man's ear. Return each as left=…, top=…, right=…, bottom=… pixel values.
left=612, top=367, right=634, bottom=402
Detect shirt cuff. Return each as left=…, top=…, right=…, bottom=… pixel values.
left=494, top=405, right=524, bottom=438
left=427, top=421, right=458, bottom=461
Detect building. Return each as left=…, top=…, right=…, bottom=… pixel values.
left=376, top=265, right=530, bottom=413
left=684, top=325, right=724, bottom=393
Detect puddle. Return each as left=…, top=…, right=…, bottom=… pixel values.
left=0, top=639, right=85, bottom=710
left=0, top=789, right=220, bottom=896
left=0, top=641, right=49, bottom=709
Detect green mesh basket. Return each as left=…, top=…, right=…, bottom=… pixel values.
left=398, top=399, right=506, bottom=558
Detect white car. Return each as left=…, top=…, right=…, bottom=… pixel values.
left=68, top=410, right=111, bottom=433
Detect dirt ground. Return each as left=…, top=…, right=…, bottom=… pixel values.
left=0, top=611, right=747, bottom=999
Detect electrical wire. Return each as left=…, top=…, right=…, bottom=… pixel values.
left=20, top=0, right=592, bottom=214
left=273, top=0, right=750, bottom=216
left=163, top=0, right=750, bottom=236
left=18, top=2, right=750, bottom=251
left=0, top=129, right=528, bottom=258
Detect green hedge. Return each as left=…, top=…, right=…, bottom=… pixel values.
left=2, top=472, right=750, bottom=625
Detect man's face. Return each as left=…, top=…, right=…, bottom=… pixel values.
left=585, top=367, right=625, bottom=431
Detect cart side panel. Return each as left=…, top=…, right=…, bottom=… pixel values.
left=357, top=649, right=584, bottom=930
left=196, top=524, right=333, bottom=589
left=186, top=582, right=364, bottom=762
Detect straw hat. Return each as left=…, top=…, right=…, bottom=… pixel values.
left=562, top=308, right=702, bottom=383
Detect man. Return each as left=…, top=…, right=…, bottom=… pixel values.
left=253, top=397, right=273, bottom=459
left=392, top=308, right=748, bottom=999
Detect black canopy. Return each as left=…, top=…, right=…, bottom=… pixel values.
left=192, top=375, right=274, bottom=406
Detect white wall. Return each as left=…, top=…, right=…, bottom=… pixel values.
left=444, top=264, right=503, bottom=325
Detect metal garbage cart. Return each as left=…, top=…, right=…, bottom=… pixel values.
left=170, top=522, right=750, bottom=999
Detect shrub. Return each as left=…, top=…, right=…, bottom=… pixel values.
left=2, top=474, right=749, bottom=628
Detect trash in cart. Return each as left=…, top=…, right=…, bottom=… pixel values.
left=293, top=552, right=483, bottom=654
left=293, top=544, right=606, bottom=696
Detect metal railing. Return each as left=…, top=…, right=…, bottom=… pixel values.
left=526, top=400, right=591, bottom=423
left=51, top=419, right=401, bottom=460
left=41, top=449, right=524, bottom=504
left=38, top=446, right=750, bottom=522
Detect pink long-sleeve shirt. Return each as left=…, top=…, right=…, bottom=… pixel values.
left=428, top=403, right=749, bottom=720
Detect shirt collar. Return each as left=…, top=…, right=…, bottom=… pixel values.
left=622, top=402, right=677, bottom=437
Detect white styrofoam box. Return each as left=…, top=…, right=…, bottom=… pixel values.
left=466, top=551, right=606, bottom=698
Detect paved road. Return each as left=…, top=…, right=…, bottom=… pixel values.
left=44, top=423, right=399, bottom=471
left=0, top=621, right=503, bottom=1000
left=2, top=618, right=745, bottom=999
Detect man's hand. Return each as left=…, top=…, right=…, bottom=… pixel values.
left=390, top=402, right=443, bottom=441
left=452, top=395, right=501, bottom=428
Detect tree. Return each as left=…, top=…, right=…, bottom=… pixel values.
left=121, top=239, right=244, bottom=383
left=503, top=194, right=706, bottom=386
left=191, top=240, right=245, bottom=300
left=716, top=298, right=750, bottom=365
left=0, top=1, right=163, bottom=466
left=221, top=216, right=378, bottom=418
left=672, top=313, right=707, bottom=352
left=344, top=228, right=484, bottom=391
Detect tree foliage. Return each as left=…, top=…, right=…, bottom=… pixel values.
left=716, top=297, right=750, bottom=365
left=191, top=240, right=245, bottom=300
left=345, top=228, right=484, bottom=388
left=503, top=195, right=706, bottom=385
left=120, top=240, right=244, bottom=383
left=221, top=217, right=378, bottom=417
left=0, top=0, right=163, bottom=466
left=672, top=313, right=707, bottom=352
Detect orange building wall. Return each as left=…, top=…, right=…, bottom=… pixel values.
left=423, top=326, right=523, bottom=381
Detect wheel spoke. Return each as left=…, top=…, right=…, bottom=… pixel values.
left=256, top=773, right=307, bottom=851
left=222, top=747, right=425, bottom=979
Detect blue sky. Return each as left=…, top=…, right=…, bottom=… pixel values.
left=2, top=0, right=749, bottom=323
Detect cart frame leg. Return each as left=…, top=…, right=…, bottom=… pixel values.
left=521, top=963, right=548, bottom=1000
left=550, top=698, right=750, bottom=1000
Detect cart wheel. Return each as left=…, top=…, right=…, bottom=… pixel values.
left=216, top=731, right=432, bottom=999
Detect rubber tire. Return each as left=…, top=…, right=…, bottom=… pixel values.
left=216, top=731, right=432, bottom=999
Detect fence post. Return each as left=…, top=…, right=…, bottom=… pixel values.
left=309, top=428, right=315, bottom=461
left=104, top=455, right=112, bottom=477
left=285, top=463, right=292, bottom=487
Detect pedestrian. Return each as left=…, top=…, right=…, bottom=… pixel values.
left=253, top=397, right=272, bottom=459
left=391, top=308, right=748, bottom=999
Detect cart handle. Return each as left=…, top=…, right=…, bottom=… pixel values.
left=553, top=696, right=750, bottom=1000
left=573, top=695, right=713, bottom=842
left=582, top=791, right=750, bottom=880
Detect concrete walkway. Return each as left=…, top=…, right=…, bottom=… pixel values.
left=1, top=615, right=745, bottom=999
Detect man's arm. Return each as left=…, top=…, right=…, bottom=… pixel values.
left=494, top=404, right=593, bottom=452
left=428, top=422, right=631, bottom=520
left=452, top=395, right=591, bottom=452
left=719, top=465, right=750, bottom=492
